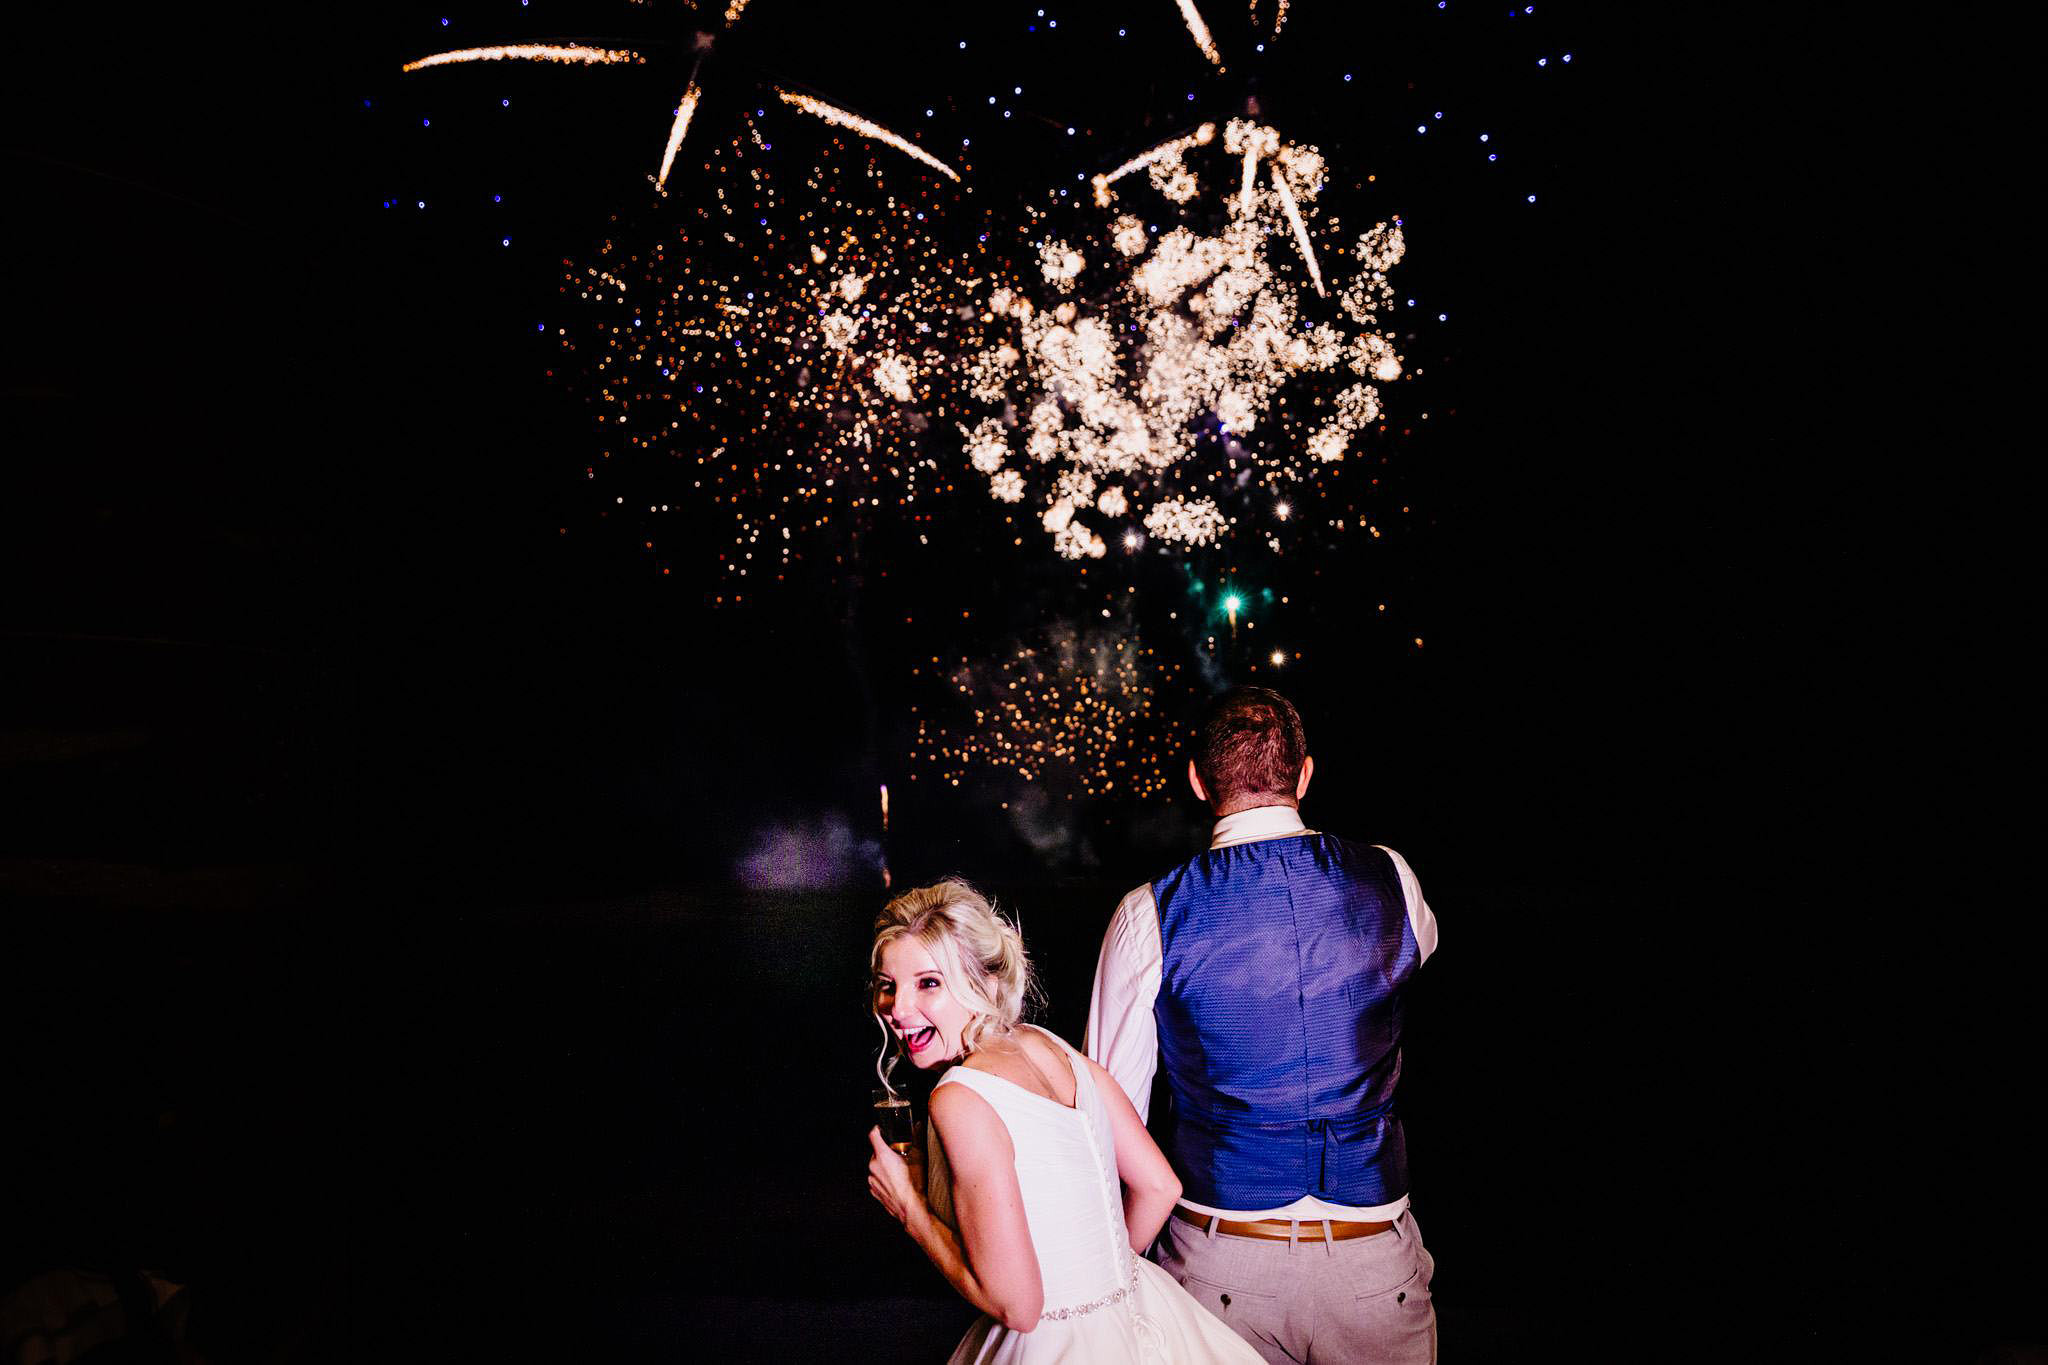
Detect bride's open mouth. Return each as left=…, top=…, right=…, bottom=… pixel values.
left=902, top=1025, right=937, bottom=1055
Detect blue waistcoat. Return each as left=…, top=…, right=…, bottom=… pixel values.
left=1152, top=833, right=1418, bottom=1209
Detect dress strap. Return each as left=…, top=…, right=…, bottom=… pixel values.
left=1022, top=1024, right=1092, bottom=1107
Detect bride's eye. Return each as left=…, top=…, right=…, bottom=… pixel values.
left=919, top=976, right=942, bottom=990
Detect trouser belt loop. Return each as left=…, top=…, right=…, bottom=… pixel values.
left=1321, top=1219, right=1334, bottom=1255
left=1205, top=1214, right=1220, bottom=1242
left=1389, top=1211, right=1406, bottom=1242
left=1288, top=1220, right=1299, bottom=1253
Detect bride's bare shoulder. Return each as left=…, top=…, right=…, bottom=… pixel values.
left=1018, top=1022, right=1078, bottom=1057
left=929, top=1074, right=1010, bottom=1145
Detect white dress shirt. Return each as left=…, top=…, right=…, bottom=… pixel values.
left=1084, top=803, right=1439, bottom=1223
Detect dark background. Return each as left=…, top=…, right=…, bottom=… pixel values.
left=4, top=2, right=2035, bottom=1361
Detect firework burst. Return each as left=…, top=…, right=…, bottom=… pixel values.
left=963, top=119, right=1407, bottom=562
left=560, top=115, right=1016, bottom=590
left=908, top=616, right=1194, bottom=800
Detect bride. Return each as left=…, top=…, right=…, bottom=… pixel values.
left=865, top=880, right=1262, bottom=1363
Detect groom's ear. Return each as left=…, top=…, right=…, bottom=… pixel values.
left=1296, top=754, right=1315, bottom=802
left=1187, top=759, right=1210, bottom=806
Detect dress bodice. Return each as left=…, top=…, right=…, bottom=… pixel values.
left=926, top=1027, right=1138, bottom=1322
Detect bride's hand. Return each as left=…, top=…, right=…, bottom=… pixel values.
left=867, top=1126, right=925, bottom=1225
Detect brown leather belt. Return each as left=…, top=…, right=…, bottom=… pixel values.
left=1172, top=1205, right=1394, bottom=1241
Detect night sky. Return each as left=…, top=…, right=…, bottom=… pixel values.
left=9, top=1, right=1833, bottom=886
left=4, top=2, right=2037, bottom=1361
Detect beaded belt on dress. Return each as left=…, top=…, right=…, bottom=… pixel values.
left=1039, top=1251, right=1140, bottom=1322
left=1039, top=1283, right=1128, bottom=1322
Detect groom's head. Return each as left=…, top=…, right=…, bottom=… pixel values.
left=1189, top=686, right=1313, bottom=816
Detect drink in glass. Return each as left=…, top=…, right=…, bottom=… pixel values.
left=872, top=1091, right=916, bottom=1155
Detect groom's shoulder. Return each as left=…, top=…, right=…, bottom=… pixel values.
left=1105, top=848, right=1199, bottom=927
left=1135, top=842, right=1208, bottom=897
left=1332, top=835, right=1410, bottom=884
left=1315, top=829, right=1400, bottom=861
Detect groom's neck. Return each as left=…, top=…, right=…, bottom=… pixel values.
left=1209, top=795, right=1299, bottom=820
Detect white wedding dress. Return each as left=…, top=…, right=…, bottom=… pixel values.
left=928, top=1027, right=1262, bottom=1364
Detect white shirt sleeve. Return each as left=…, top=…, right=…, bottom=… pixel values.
left=1377, top=846, right=1439, bottom=964
left=1084, top=883, right=1164, bottom=1123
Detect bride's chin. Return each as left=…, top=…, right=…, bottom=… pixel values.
left=909, top=1039, right=958, bottom=1068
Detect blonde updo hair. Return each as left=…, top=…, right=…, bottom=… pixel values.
left=871, top=879, right=1036, bottom=1056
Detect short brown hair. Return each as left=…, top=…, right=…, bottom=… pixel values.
left=1195, top=686, right=1307, bottom=808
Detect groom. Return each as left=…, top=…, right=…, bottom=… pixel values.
left=1087, top=686, right=1439, bottom=1364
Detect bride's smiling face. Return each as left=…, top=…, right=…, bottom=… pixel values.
left=875, top=936, right=973, bottom=1068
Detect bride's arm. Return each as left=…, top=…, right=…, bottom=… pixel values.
left=867, top=1084, right=1044, bottom=1330
left=1084, top=1054, right=1183, bottom=1253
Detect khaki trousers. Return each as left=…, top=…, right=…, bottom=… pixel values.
left=1158, top=1208, right=1437, bottom=1364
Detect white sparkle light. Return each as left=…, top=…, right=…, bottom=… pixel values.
left=1112, top=215, right=1150, bottom=257
left=1144, top=496, right=1229, bottom=545
left=1093, top=124, right=1217, bottom=206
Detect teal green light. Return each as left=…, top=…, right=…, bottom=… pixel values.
left=1223, top=594, right=1243, bottom=614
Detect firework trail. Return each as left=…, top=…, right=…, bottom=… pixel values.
left=1270, top=171, right=1324, bottom=297
left=1091, top=124, right=1217, bottom=207
left=401, top=44, right=643, bottom=72
left=656, top=64, right=706, bottom=193
left=403, top=0, right=756, bottom=189
left=776, top=91, right=962, bottom=182
left=1174, top=0, right=1228, bottom=70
